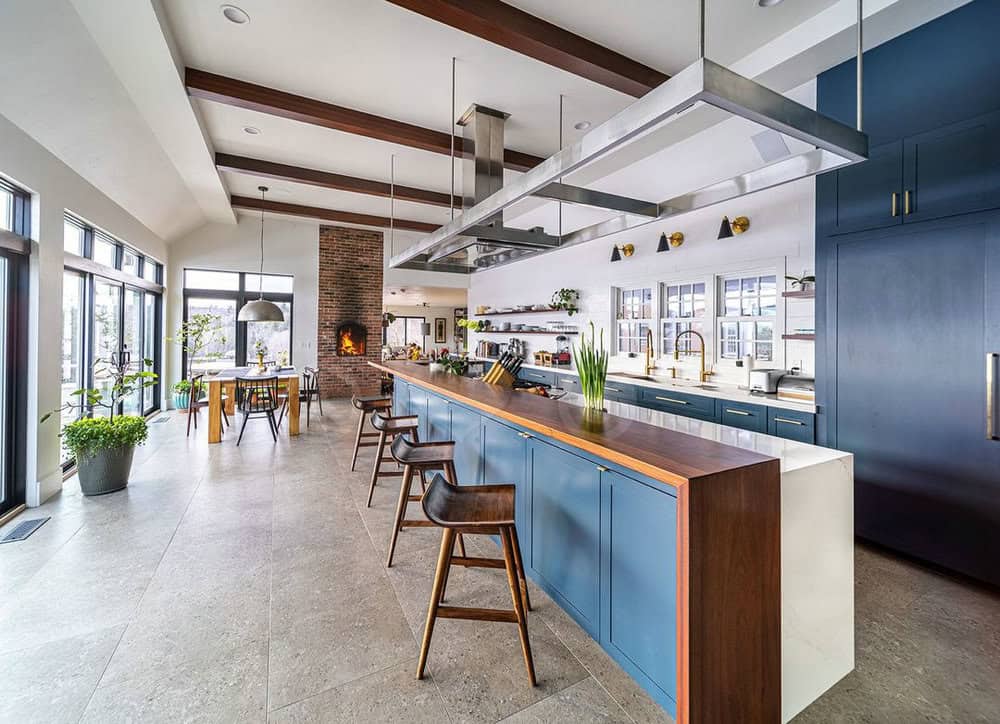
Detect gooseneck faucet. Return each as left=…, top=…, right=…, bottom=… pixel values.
left=645, top=328, right=655, bottom=376
left=674, top=329, right=712, bottom=382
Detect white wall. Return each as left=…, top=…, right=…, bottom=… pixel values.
left=384, top=305, right=464, bottom=353
left=0, top=112, right=169, bottom=506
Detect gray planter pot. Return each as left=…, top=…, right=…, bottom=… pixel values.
left=76, top=445, right=136, bottom=496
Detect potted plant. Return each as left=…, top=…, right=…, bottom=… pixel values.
left=785, top=273, right=816, bottom=291
left=169, top=313, right=228, bottom=385
left=550, top=288, right=580, bottom=315
left=438, top=356, right=469, bottom=376
left=575, top=322, right=608, bottom=412
left=172, top=379, right=192, bottom=411
left=42, top=349, right=158, bottom=496
left=253, top=339, right=268, bottom=370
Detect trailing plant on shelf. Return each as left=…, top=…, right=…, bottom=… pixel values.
left=575, top=322, right=608, bottom=412
left=457, top=318, right=490, bottom=332
left=169, top=313, right=228, bottom=375
left=550, top=288, right=580, bottom=316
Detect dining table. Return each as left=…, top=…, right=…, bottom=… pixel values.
left=204, top=367, right=300, bottom=443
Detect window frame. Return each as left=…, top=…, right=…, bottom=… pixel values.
left=0, top=247, right=29, bottom=516
left=611, top=285, right=654, bottom=357
left=0, top=177, right=30, bottom=238
left=715, top=270, right=781, bottom=366
left=383, top=315, right=427, bottom=347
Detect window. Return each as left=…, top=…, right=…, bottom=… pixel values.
left=142, top=259, right=160, bottom=284
left=385, top=316, right=426, bottom=348
left=61, top=271, right=86, bottom=441
left=92, top=234, right=117, bottom=267
left=718, top=274, right=777, bottom=361
left=64, top=219, right=85, bottom=255
left=661, top=282, right=706, bottom=355
left=615, top=286, right=652, bottom=354
left=0, top=247, right=28, bottom=515
left=0, top=185, right=10, bottom=232
left=182, top=269, right=294, bottom=375
left=122, top=248, right=140, bottom=277
left=1, top=178, right=29, bottom=237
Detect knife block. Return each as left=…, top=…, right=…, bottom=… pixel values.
left=483, top=361, right=515, bottom=388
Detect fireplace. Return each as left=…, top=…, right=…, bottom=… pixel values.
left=337, top=321, right=367, bottom=356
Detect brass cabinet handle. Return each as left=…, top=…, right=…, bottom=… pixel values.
left=529, top=373, right=545, bottom=379
left=656, top=396, right=688, bottom=404
left=774, top=417, right=805, bottom=426
left=725, top=409, right=751, bottom=416
left=988, top=353, right=998, bottom=440
left=904, top=189, right=912, bottom=215
left=891, top=192, right=899, bottom=217
left=605, top=386, right=621, bottom=392
left=596, top=465, right=609, bottom=473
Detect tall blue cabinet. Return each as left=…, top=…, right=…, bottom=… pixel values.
left=816, top=0, right=1000, bottom=586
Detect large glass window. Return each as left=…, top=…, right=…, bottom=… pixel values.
left=385, top=316, right=426, bottom=348
left=0, top=249, right=28, bottom=515
left=182, top=269, right=293, bottom=376
left=93, top=234, right=117, bottom=267
left=1, top=186, right=12, bottom=232
left=661, top=282, right=706, bottom=356
left=718, top=274, right=777, bottom=361
left=64, top=219, right=85, bottom=255
left=92, top=278, right=121, bottom=415
left=61, top=271, right=86, bottom=437
left=122, top=248, right=140, bottom=277
left=143, top=294, right=158, bottom=413
left=615, top=286, right=652, bottom=355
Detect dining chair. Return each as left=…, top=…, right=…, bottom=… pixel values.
left=277, top=367, right=323, bottom=428
left=186, top=373, right=229, bottom=437
left=234, top=375, right=280, bottom=445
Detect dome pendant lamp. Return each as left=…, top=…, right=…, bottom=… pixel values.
left=238, top=186, right=285, bottom=323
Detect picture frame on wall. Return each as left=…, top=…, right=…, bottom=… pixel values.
left=434, top=318, right=447, bottom=343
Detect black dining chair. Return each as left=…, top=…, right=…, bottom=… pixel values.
left=186, top=373, right=229, bottom=437
left=277, top=367, right=324, bottom=428
left=234, top=375, right=280, bottom=445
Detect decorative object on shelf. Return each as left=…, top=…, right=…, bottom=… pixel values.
left=785, top=273, right=816, bottom=291
left=609, top=243, right=634, bottom=262
left=434, top=318, right=447, bottom=343
left=657, top=231, right=684, bottom=252
left=458, top=318, right=490, bottom=332
left=382, top=311, right=396, bottom=328
left=550, top=288, right=580, bottom=315
left=238, top=186, right=285, bottom=323
left=575, top=322, right=608, bottom=411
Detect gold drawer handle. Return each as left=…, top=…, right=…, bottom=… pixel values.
left=904, top=189, right=912, bottom=215
left=596, top=465, right=609, bottom=473
left=656, top=396, right=688, bottom=405
left=605, top=386, right=621, bottom=392
left=891, top=192, right=899, bottom=217
left=725, top=409, right=751, bottom=416
left=774, top=417, right=805, bottom=426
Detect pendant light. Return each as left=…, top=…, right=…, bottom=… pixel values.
left=238, top=186, right=285, bottom=322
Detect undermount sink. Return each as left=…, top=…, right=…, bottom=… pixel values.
left=609, top=373, right=662, bottom=382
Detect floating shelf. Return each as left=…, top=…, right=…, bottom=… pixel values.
left=782, top=290, right=815, bottom=299
left=474, top=309, right=566, bottom=317
left=782, top=333, right=815, bottom=341
left=475, top=330, right=578, bottom=335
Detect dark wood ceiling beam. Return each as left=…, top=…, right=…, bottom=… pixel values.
left=187, top=68, right=544, bottom=172
left=217, top=153, right=460, bottom=208
left=230, top=195, right=440, bottom=233
left=385, top=0, right=669, bottom=97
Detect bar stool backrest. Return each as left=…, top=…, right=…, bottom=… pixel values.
left=188, top=374, right=205, bottom=413
left=236, top=376, right=279, bottom=414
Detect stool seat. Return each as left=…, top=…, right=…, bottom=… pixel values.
left=390, top=435, right=455, bottom=467
left=371, top=411, right=418, bottom=433
left=353, top=394, right=392, bottom=411
left=422, top=475, right=515, bottom=528
left=350, top=396, right=393, bottom=472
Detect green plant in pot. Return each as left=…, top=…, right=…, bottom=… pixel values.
left=575, top=322, right=608, bottom=413
left=550, top=288, right=580, bottom=315
left=42, top=348, right=157, bottom=496
left=172, top=379, right=192, bottom=411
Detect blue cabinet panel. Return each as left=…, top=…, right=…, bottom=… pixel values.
left=392, top=378, right=409, bottom=416
left=601, top=470, right=677, bottom=707
left=519, top=368, right=557, bottom=387
left=527, top=438, right=601, bottom=634
left=406, top=386, right=429, bottom=441
left=637, top=387, right=716, bottom=421
left=556, top=373, right=581, bottom=393
left=602, top=380, right=638, bottom=404
left=767, top=408, right=815, bottom=444
left=449, top=404, right=482, bottom=484
left=716, top=399, right=767, bottom=433
left=481, top=417, right=528, bottom=531
left=817, top=141, right=903, bottom=237
left=425, top=392, right=451, bottom=442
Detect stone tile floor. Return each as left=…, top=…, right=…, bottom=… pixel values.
left=0, top=401, right=997, bottom=723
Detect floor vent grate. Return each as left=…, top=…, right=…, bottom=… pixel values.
left=1, top=517, right=50, bottom=544
left=151, top=417, right=170, bottom=424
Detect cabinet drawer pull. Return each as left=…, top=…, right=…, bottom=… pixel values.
left=529, top=373, right=545, bottom=379
left=904, top=189, right=913, bottom=215
left=725, top=409, right=751, bottom=416
left=596, top=465, right=609, bottom=473
left=891, top=191, right=899, bottom=217
left=518, top=432, right=533, bottom=439
left=655, top=396, right=688, bottom=405
left=774, top=417, right=805, bottom=426
left=988, top=353, right=998, bottom=440
left=605, top=386, right=621, bottom=392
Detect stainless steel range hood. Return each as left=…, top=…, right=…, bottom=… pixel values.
left=391, top=58, right=869, bottom=274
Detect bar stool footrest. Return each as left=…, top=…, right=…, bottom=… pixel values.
left=450, top=555, right=506, bottom=569
left=435, top=606, right=518, bottom=623
left=400, top=519, right=436, bottom=528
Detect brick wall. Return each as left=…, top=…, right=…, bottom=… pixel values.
left=317, top=225, right=383, bottom=397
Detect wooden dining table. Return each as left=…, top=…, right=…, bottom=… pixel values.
left=204, top=367, right=300, bottom=444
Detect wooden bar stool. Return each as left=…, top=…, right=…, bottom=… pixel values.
left=416, top=473, right=535, bottom=686
left=350, top=394, right=392, bottom=471
left=366, top=411, right=418, bottom=508
left=385, top=435, right=466, bottom=568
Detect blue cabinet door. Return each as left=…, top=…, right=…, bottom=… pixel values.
left=519, top=368, right=557, bottom=387
left=425, top=392, right=451, bottom=442
left=527, top=438, right=602, bottom=634
left=600, top=469, right=677, bottom=709
left=392, top=379, right=409, bottom=416
left=602, top=380, right=638, bottom=404
left=637, top=387, right=717, bottom=422
left=449, top=404, right=482, bottom=484
left=481, top=416, right=528, bottom=530
left=767, top=408, right=815, bottom=444
left=817, top=141, right=903, bottom=236
left=406, top=386, right=429, bottom=441
left=903, top=110, right=1000, bottom=225
left=716, top=399, right=767, bottom=433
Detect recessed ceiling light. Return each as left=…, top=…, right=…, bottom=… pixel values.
left=574, top=121, right=592, bottom=131
left=242, top=126, right=261, bottom=135
left=755, top=0, right=785, bottom=6
left=220, top=4, right=250, bottom=24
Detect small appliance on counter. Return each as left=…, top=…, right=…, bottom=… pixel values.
left=777, top=375, right=816, bottom=404
left=748, top=368, right=786, bottom=394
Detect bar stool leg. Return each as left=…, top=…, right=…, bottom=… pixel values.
left=350, top=408, right=367, bottom=471
left=509, top=526, right=531, bottom=612
left=386, top=464, right=414, bottom=568
left=417, top=527, right=456, bottom=680
left=442, top=462, right=467, bottom=559
left=500, top=526, right=537, bottom=686
left=366, top=431, right=387, bottom=507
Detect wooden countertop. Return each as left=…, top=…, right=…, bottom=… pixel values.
left=372, top=361, right=776, bottom=488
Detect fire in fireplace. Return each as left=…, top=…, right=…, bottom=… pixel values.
left=337, top=322, right=367, bottom=356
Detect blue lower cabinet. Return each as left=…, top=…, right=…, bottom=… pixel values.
left=602, top=381, right=638, bottom=404
left=449, top=404, right=482, bottom=484
left=716, top=399, right=768, bottom=433
left=601, top=469, right=678, bottom=711
left=519, top=368, right=557, bottom=387
left=767, top=407, right=816, bottom=444
left=556, top=373, right=581, bottom=392
left=407, top=386, right=429, bottom=441
left=425, top=393, right=451, bottom=442
left=392, top=378, right=409, bottom=416
left=527, top=438, right=602, bottom=635
left=638, top=387, right=716, bottom=421
left=481, top=417, right=528, bottom=530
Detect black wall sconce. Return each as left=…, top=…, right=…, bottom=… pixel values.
left=657, top=232, right=684, bottom=252
left=718, top=215, right=750, bottom=239
left=610, top=243, right=635, bottom=262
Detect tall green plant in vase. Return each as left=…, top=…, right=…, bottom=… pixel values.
left=575, top=322, right=608, bottom=411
